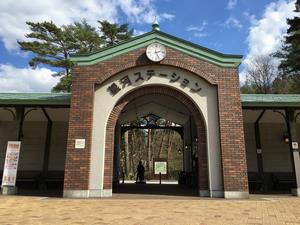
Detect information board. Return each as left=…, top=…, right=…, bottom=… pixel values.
left=1, top=141, right=21, bottom=186
left=154, top=161, right=167, bottom=175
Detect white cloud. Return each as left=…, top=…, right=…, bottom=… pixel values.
left=0, top=0, right=174, bottom=51
left=0, top=64, right=59, bottom=92
left=133, top=29, right=147, bottom=36
left=186, top=21, right=208, bottom=38
left=241, top=0, right=296, bottom=82
left=187, top=25, right=205, bottom=32
left=243, top=12, right=257, bottom=24
left=227, top=0, right=237, bottom=10
left=117, top=0, right=172, bottom=23
left=245, top=0, right=295, bottom=60
left=224, top=16, right=243, bottom=29
left=0, top=0, right=175, bottom=92
left=239, top=70, right=247, bottom=84
left=160, top=13, right=175, bottom=21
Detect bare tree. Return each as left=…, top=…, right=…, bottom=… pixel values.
left=244, top=55, right=277, bottom=94
left=120, top=119, right=184, bottom=180
left=147, top=129, right=152, bottom=172
left=124, top=131, right=130, bottom=176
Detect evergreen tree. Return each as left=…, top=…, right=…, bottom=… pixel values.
left=18, top=20, right=133, bottom=92
left=64, top=20, right=104, bottom=54
left=18, top=20, right=103, bottom=92
left=99, top=20, right=133, bottom=46
left=18, top=21, right=73, bottom=77
left=275, top=0, right=300, bottom=93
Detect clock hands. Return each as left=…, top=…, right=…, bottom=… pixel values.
left=146, top=43, right=166, bottom=61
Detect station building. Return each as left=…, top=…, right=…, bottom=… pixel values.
left=0, top=24, right=299, bottom=199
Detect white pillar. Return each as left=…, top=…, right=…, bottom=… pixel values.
left=287, top=109, right=300, bottom=196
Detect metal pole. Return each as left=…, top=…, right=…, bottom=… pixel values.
left=254, top=110, right=265, bottom=191
left=17, top=107, right=25, bottom=141
left=41, top=108, right=52, bottom=175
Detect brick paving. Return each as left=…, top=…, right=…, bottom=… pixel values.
left=0, top=195, right=300, bottom=225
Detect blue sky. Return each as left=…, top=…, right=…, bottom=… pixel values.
left=0, top=0, right=297, bottom=92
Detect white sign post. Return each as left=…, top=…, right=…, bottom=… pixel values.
left=1, top=141, right=21, bottom=195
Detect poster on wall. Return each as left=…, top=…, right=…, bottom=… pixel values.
left=1, top=141, right=21, bottom=187
left=154, top=161, right=167, bottom=175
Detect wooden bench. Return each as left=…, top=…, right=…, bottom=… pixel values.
left=248, top=172, right=263, bottom=192
left=0, top=170, right=64, bottom=189
left=17, top=171, right=41, bottom=188
left=271, top=172, right=295, bottom=191
left=0, top=171, right=41, bottom=188
left=44, top=171, right=64, bottom=189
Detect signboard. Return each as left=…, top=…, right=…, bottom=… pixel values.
left=1, top=141, right=21, bottom=186
left=75, top=139, right=85, bottom=149
left=292, top=142, right=299, bottom=150
left=154, top=161, right=167, bottom=175
left=107, top=68, right=202, bottom=96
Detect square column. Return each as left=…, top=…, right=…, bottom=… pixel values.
left=286, top=109, right=300, bottom=196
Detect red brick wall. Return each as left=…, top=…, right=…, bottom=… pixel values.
left=64, top=46, right=248, bottom=193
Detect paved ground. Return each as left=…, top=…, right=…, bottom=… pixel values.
left=0, top=194, right=300, bottom=225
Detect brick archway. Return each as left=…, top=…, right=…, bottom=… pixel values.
left=103, top=85, right=209, bottom=192
left=64, top=44, right=249, bottom=198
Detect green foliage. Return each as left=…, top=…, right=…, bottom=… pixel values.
left=64, top=20, right=104, bottom=54
left=52, top=74, right=73, bottom=93
left=277, top=20, right=300, bottom=74
left=274, top=0, right=300, bottom=93
left=18, top=21, right=74, bottom=75
left=18, top=20, right=133, bottom=92
left=99, top=20, right=133, bottom=46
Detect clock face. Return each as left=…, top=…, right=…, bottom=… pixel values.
left=146, top=43, right=166, bottom=62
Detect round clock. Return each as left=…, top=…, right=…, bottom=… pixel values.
left=146, top=43, right=166, bottom=62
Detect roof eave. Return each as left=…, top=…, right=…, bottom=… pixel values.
left=70, top=30, right=243, bottom=68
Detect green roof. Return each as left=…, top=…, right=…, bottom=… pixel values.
left=70, top=30, right=243, bottom=68
left=241, top=94, right=300, bottom=108
left=0, top=93, right=300, bottom=108
left=0, top=93, right=71, bottom=106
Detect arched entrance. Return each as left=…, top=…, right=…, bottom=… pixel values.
left=104, top=86, right=208, bottom=196
left=63, top=34, right=249, bottom=198
left=84, top=65, right=224, bottom=198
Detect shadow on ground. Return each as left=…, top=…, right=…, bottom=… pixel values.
left=13, top=184, right=197, bottom=198
left=17, top=188, right=63, bottom=197
left=113, top=183, right=198, bottom=197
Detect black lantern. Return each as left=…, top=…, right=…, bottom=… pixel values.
left=283, top=133, right=289, bottom=143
